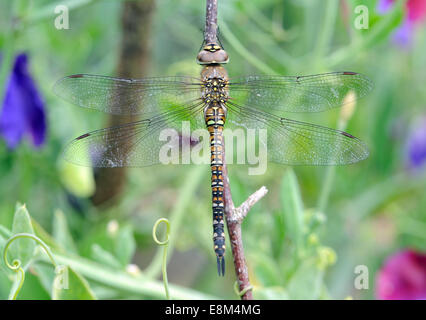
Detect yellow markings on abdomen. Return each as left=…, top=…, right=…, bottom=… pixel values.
left=204, top=103, right=227, bottom=276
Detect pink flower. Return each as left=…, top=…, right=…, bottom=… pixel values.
left=376, top=250, right=426, bottom=300
left=377, top=0, right=426, bottom=46
left=406, top=0, right=426, bottom=23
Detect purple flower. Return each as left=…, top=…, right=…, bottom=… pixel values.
left=0, top=53, right=46, bottom=149
left=377, top=0, right=394, bottom=13
left=376, top=249, right=426, bottom=300
left=405, top=117, right=426, bottom=169
left=377, top=0, right=426, bottom=47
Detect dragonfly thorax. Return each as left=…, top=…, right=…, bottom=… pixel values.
left=200, top=64, right=229, bottom=105
left=202, top=77, right=229, bottom=104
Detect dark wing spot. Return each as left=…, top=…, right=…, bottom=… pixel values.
left=341, top=131, right=355, bottom=139
left=69, top=74, right=84, bottom=78
left=76, top=133, right=90, bottom=140
left=343, top=71, right=357, bottom=75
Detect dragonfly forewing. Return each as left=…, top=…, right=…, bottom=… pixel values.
left=229, top=72, right=373, bottom=114
left=53, top=74, right=203, bottom=116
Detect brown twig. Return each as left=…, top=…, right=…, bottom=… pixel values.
left=92, top=0, right=155, bottom=206
left=222, top=148, right=268, bottom=300
left=204, top=0, right=218, bottom=43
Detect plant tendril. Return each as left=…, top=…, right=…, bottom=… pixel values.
left=3, top=233, right=58, bottom=299
left=152, top=218, right=171, bottom=300
left=234, top=281, right=254, bottom=297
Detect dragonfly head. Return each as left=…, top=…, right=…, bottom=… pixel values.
left=197, top=43, right=229, bottom=65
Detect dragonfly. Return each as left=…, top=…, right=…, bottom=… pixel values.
left=54, top=41, right=372, bottom=276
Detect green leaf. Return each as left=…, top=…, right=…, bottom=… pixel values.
left=52, top=266, right=96, bottom=300
left=52, top=210, right=78, bottom=254
left=31, top=218, right=62, bottom=252
left=91, top=244, right=122, bottom=270
left=32, top=263, right=55, bottom=296
left=13, top=270, right=51, bottom=300
left=286, top=260, right=324, bottom=300
left=9, top=203, right=36, bottom=269
left=8, top=276, right=23, bottom=300
left=0, top=234, right=10, bottom=275
left=114, top=225, right=136, bottom=266
left=0, top=225, right=12, bottom=239
left=250, top=252, right=283, bottom=287
left=0, top=271, right=11, bottom=300
left=253, top=286, right=289, bottom=300
left=271, top=210, right=286, bottom=258
left=280, top=169, right=305, bottom=250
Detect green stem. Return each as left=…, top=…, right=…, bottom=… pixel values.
left=243, top=26, right=297, bottom=72
left=242, top=0, right=294, bottom=46
left=8, top=267, right=25, bottom=300
left=303, top=1, right=318, bottom=53
left=0, top=25, right=15, bottom=105
left=144, top=165, right=206, bottom=278
left=316, top=166, right=335, bottom=215
left=42, top=252, right=218, bottom=299
left=162, top=243, right=170, bottom=299
left=337, top=171, right=426, bottom=222
left=314, top=0, right=339, bottom=66
left=220, top=21, right=278, bottom=75
left=242, top=1, right=274, bottom=35
left=399, top=217, right=426, bottom=240
left=316, top=119, right=347, bottom=214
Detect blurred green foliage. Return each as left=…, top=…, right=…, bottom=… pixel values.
left=0, top=0, right=425, bottom=299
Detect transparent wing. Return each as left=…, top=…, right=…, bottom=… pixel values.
left=229, top=72, right=373, bottom=113
left=226, top=101, right=369, bottom=165
left=62, top=101, right=208, bottom=167
left=53, top=74, right=202, bottom=115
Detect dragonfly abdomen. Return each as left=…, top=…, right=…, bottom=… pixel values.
left=205, top=103, right=227, bottom=276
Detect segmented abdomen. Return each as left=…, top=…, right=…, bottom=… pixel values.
left=204, top=103, right=226, bottom=276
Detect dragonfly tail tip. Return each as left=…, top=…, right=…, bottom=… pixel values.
left=217, top=256, right=225, bottom=276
